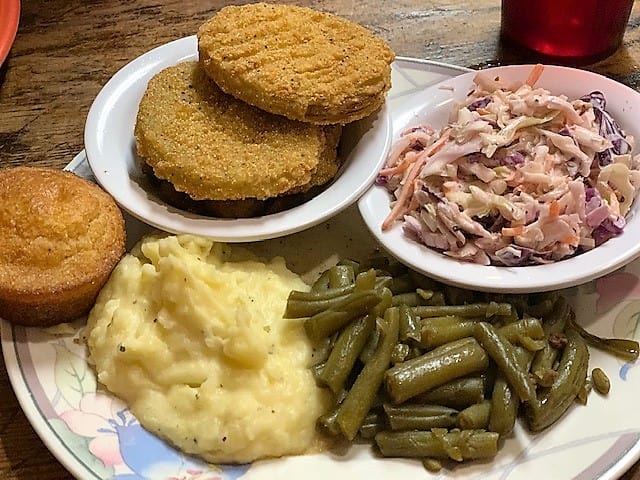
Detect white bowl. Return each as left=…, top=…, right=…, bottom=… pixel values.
left=358, top=64, right=640, bottom=293
left=84, top=36, right=391, bottom=242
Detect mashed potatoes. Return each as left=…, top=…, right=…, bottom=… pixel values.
left=85, top=234, right=329, bottom=463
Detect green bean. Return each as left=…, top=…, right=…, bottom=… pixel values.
left=413, top=376, right=485, bottom=409
left=383, top=403, right=458, bottom=431
left=391, top=343, right=410, bottom=364
left=418, top=316, right=479, bottom=350
left=527, top=328, right=589, bottom=432
left=375, top=429, right=499, bottom=461
left=424, top=291, right=446, bottom=306
left=473, top=322, right=537, bottom=404
left=570, top=317, right=639, bottom=361
left=335, top=307, right=399, bottom=440
left=311, top=361, right=326, bottom=382
left=359, top=410, right=387, bottom=439
left=591, top=367, right=610, bottom=395
left=499, top=317, right=544, bottom=342
left=304, top=311, right=348, bottom=340
left=398, top=304, right=421, bottom=344
left=422, top=458, right=443, bottom=472
left=577, top=378, right=592, bottom=405
left=392, top=292, right=425, bottom=307
left=498, top=317, right=546, bottom=351
left=285, top=286, right=356, bottom=317
left=457, top=400, right=491, bottom=430
left=488, top=373, right=517, bottom=436
left=385, top=337, right=489, bottom=404
left=359, top=322, right=381, bottom=364
left=309, top=336, right=334, bottom=366
left=311, top=269, right=331, bottom=292
left=372, top=287, right=393, bottom=318
left=288, top=283, right=356, bottom=303
left=317, top=404, right=341, bottom=436
left=304, top=291, right=382, bottom=340
left=329, top=264, right=356, bottom=288
left=531, top=297, right=570, bottom=377
left=487, top=346, right=532, bottom=436
left=355, top=268, right=377, bottom=291
left=337, top=258, right=361, bottom=275
left=412, top=302, right=512, bottom=319
left=317, top=314, right=376, bottom=393
left=416, top=289, right=435, bottom=302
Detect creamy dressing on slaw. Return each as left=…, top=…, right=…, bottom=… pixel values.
left=379, top=65, right=640, bottom=266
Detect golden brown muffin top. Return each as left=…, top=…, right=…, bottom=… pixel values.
left=0, top=167, right=125, bottom=294
left=198, top=3, right=395, bottom=125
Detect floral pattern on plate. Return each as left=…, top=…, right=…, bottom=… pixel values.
left=2, top=58, right=640, bottom=480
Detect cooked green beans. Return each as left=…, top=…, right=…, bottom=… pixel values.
left=474, top=322, right=537, bottom=404
left=526, top=328, right=589, bottom=432
left=531, top=297, right=570, bottom=378
left=303, top=291, right=382, bottom=340
left=335, top=307, right=399, bottom=440
left=386, top=337, right=489, bottom=404
left=383, top=403, right=458, bottom=431
left=398, top=304, right=421, bottom=344
left=317, top=314, right=376, bottom=394
left=375, top=429, right=499, bottom=460
left=412, top=302, right=512, bottom=319
left=329, top=264, right=355, bottom=288
left=414, top=376, right=485, bottom=409
left=457, top=400, right=491, bottom=430
left=498, top=317, right=545, bottom=351
left=570, top=317, right=639, bottom=361
left=487, top=373, right=517, bottom=437
left=488, top=346, right=532, bottom=436
left=285, top=261, right=633, bottom=469
left=418, top=316, right=479, bottom=349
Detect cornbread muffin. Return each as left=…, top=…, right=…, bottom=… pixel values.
left=134, top=61, right=342, bottom=216
left=0, top=167, right=126, bottom=326
left=198, top=3, right=395, bottom=125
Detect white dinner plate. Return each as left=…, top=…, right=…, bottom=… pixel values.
left=84, top=35, right=391, bottom=242
left=3, top=60, right=640, bottom=480
left=359, top=64, right=640, bottom=293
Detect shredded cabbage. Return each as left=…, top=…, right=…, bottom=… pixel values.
left=378, top=67, right=640, bottom=266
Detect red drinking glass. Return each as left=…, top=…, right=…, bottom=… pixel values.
left=501, top=0, right=634, bottom=65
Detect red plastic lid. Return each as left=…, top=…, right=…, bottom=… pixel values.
left=0, top=0, right=20, bottom=66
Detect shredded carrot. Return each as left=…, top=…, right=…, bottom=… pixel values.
left=476, top=107, right=490, bottom=115
left=379, top=157, right=413, bottom=177
left=525, top=64, right=544, bottom=87
left=562, top=235, right=580, bottom=246
left=549, top=200, right=560, bottom=218
left=381, top=130, right=451, bottom=231
left=501, top=225, right=525, bottom=236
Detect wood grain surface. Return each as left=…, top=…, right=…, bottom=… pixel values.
left=1, top=1, right=640, bottom=479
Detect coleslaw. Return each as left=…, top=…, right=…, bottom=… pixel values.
left=378, top=64, right=640, bottom=266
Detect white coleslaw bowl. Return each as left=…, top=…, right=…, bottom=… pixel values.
left=358, top=64, right=640, bottom=293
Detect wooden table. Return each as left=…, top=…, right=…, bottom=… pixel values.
left=1, top=1, right=640, bottom=478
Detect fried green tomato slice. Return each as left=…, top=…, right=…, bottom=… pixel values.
left=198, top=3, right=395, bottom=125
left=135, top=61, right=339, bottom=202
